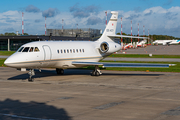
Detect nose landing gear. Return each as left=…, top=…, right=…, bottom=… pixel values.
left=28, top=69, right=35, bottom=82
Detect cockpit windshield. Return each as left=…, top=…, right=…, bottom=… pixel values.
left=18, top=47, right=40, bottom=52
left=22, top=47, right=30, bottom=52
left=18, top=47, right=24, bottom=52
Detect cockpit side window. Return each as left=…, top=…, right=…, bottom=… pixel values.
left=18, top=47, right=24, bottom=52
left=34, top=47, right=40, bottom=52
left=22, top=47, right=30, bottom=52
left=29, top=47, right=34, bottom=52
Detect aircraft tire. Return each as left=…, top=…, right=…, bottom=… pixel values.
left=95, top=71, right=100, bottom=76
left=91, top=71, right=96, bottom=76
left=56, top=68, right=64, bottom=75
left=28, top=78, right=34, bottom=82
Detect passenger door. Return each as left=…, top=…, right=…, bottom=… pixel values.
left=43, top=45, right=51, bottom=60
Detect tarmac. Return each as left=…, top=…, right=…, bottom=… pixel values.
left=1, top=68, right=180, bottom=120
left=0, top=45, right=180, bottom=120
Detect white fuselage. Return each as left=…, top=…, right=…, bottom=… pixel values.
left=4, top=40, right=121, bottom=69
left=153, top=40, right=180, bottom=45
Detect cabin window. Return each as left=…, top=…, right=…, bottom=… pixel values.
left=73, top=49, right=75, bottom=53
left=82, top=49, right=84, bottom=52
left=79, top=49, right=81, bottom=52
left=64, top=50, right=66, bottom=53
left=61, top=50, right=63, bottom=53
left=34, top=47, right=40, bottom=52
left=29, top=47, right=34, bottom=52
left=67, top=49, right=69, bottom=53
left=22, top=47, right=30, bottom=52
left=76, top=49, right=78, bottom=53
left=57, top=50, right=59, bottom=53
left=70, top=49, right=72, bottom=53
left=18, top=47, right=24, bottom=52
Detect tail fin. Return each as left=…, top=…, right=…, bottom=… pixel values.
left=97, top=11, right=118, bottom=42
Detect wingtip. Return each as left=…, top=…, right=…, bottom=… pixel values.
left=169, top=64, right=176, bottom=66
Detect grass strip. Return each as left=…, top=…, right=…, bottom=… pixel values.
left=0, top=51, right=15, bottom=56
left=0, top=58, right=6, bottom=67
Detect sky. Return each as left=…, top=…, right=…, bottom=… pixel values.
left=0, top=0, right=180, bottom=37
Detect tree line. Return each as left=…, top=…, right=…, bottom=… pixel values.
left=0, top=32, right=29, bottom=36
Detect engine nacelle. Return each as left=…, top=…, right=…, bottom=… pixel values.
left=100, top=42, right=109, bottom=53
left=100, top=42, right=120, bottom=54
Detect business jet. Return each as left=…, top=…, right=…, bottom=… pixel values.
left=4, top=11, right=172, bottom=82
left=153, top=40, right=180, bottom=45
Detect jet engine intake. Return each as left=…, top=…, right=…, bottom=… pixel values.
left=100, top=42, right=109, bottom=53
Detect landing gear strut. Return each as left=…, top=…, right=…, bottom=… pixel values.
left=56, top=68, right=64, bottom=75
left=28, top=69, right=35, bottom=82
left=91, top=65, right=102, bottom=76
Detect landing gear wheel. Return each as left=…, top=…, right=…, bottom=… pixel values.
left=91, top=65, right=101, bottom=76
left=28, top=78, right=34, bottom=82
left=28, top=69, right=35, bottom=82
left=95, top=71, right=100, bottom=76
left=56, top=68, right=64, bottom=75
left=91, top=70, right=96, bottom=76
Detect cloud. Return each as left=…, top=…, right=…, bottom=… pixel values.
left=25, top=5, right=40, bottom=13
left=126, top=14, right=141, bottom=20
left=4, top=27, right=15, bottom=32
left=49, top=20, right=63, bottom=28
left=70, top=4, right=99, bottom=18
left=165, top=12, right=178, bottom=20
left=87, top=16, right=102, bottom=25
left=34, top=19, right=42, bottom=23
left=42, top=8, right=59, bottom=18
left=0, top=18, right=16, bottom=23
left=144, top=10, right=153, bottom=16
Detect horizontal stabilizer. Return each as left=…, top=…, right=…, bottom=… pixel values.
left=72, top=62, right=171, bottom=68
left=108, top=35, right=147, bottom=39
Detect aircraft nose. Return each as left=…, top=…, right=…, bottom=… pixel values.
left=4, top=54, right=19, bottom=67
left=4, top=57, right=13, bottom=67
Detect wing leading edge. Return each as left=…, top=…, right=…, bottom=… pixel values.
left=72, top=62, right=174, bottom=68
left=108, top=35, right=148, bottom=39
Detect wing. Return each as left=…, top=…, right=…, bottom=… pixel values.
left=72, top=62, right=175, bottom=68
left=108, top=35, right=148, bottom=39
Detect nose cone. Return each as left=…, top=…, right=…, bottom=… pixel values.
left=4, top=53, right=21, bottom=68
left=4, top=56, right=14, bottom=67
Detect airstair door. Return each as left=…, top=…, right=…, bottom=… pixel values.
left=43, top=45, right=51, bottom=60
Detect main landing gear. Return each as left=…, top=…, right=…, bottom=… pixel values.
left=56, top=68, right=64, bottom=75
left=91, top=65, right=102, bottom=76
left=28, top=69, right=35, bottom=82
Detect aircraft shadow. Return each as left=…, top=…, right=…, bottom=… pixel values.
left=102, top=72, right=163, bottom=76
left=7, top=69, right=93, bottom=80
left=0, top=99, right=72, bottom=120
left=8, top=69, right=163, bottom=80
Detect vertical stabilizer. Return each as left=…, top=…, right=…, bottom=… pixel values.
left=97, top=11, right=118, bottom=42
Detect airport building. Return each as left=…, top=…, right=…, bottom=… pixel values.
left=0, top=28, right=101, bottom=51
left=0, top=35, right=93, bottom=51
left=46, top=28, right=101, bottom=38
